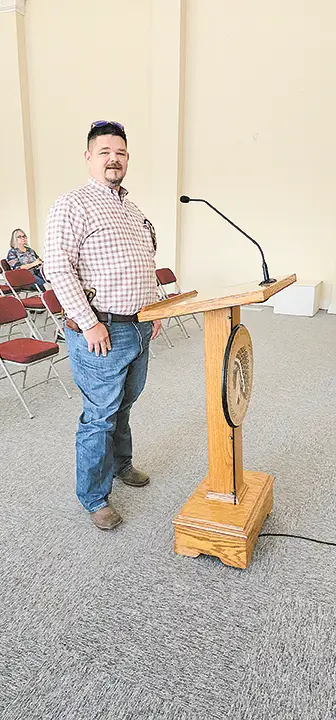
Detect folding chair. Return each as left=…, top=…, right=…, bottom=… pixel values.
left=0, top=282, right=11, bottom=296
left=39, top=262, right=49, bottom=283
left=4, top=268, right=43, bottom=298
left=4, top=268, right=47, bottom=337
left=0, top=274, right=15, bottom=339
left=156, top=267, right=202, bottom=339
left=1, top=268, right=37, bottom=339
left=0, top=260, right=12, bottom=296
left=40, top=289, right=68, bottom=365
left=1, top=259, right=11, bottom=272
left=0, top=296, right=71, bottom=419
left=41, top=289, right=65, bottom=340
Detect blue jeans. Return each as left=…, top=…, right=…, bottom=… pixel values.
left=65, top=320, right=153, bottom=512
left=32, top=270, right=46, bottom=291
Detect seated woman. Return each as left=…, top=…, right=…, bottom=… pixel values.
left=7, top=229, right=46, bottom=291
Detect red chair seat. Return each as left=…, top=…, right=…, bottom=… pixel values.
left=21, top=296, right=45, bottom=310
left=0, top=284, right=11, bottom=295
left=0, top=338, right=58, bottom=363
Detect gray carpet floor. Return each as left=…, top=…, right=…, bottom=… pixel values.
left=0, top=307, right=335, bottom=720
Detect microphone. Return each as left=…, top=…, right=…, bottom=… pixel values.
left=179, top=195, right=276, bottom=286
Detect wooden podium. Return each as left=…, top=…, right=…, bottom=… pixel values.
left=138, top=274, right=296, bottom=568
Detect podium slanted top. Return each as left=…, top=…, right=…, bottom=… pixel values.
left=138, top=274, right=297, bottom=321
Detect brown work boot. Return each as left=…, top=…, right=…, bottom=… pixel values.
left=117, top=466, right=150, bottom=487
left=90, top=505, right=123, bottom=530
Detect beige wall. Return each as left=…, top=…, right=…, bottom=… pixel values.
left=181, top=0, right=336, bottom=308
left=1, top=0, right=336, bottom=310
left=24, top=0, right=152, bottom=248
left=0, top=11, right=30, bottom=257
left=23, top=0, right=184, bottom=271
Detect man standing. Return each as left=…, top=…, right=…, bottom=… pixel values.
left=44, top=121, right=161, bottom=530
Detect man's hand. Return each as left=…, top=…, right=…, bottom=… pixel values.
left=83, top=322, right=111, bottom=356
left=151, top=319, right=162, bottom=340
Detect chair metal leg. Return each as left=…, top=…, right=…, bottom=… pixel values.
left=192, top=313, right=203, bottom=330
left=25, top=313, right=44, bottom=340
left=0, top=359, right=34, bottom=419
left=22, top=366, right=28, bottom=389
left=176, top=315, right=190, bottom=339
left=49, top=361, right=72, bottom=399
left=160, top=325, right=174, bottom=348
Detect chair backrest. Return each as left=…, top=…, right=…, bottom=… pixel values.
left=4, top=268, right=37, bottom=290
left=0, top=295, right=27, bottom=324
left=1, top=258, right=11, bottom=272
left=42, top=289, right=62, bottom=314
left=39, top=262, right=49, bottom=283
left=156, top=268, right=177, bottom=286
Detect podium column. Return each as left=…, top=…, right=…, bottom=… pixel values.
left=203, top=305, right=245, bottom=503
left=172, top=302, right=274, bottom=568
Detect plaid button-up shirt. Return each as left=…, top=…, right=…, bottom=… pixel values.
left=44, top=177, right=158, bottom=330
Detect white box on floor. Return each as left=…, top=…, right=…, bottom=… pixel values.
left=273, top=280, right=322, bottom=316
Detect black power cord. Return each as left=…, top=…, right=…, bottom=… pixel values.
left=259, top=532, right=336, bottom=547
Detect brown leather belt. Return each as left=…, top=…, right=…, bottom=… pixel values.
left=65, top=310, right=139, bottom=334
left=95, top=311, right=139, bottom=323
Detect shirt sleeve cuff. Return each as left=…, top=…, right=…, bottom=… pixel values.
left=73, top=307, right=99, bottom=331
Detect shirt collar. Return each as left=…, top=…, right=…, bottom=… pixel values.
left=87, top=176, right=128, bottom=200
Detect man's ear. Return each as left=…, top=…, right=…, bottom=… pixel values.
left=84, top=150, right=91, bottom=162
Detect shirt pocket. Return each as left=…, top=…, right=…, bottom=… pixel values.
left=143, top=218, right=157, bottom=252
left=127, top=208, right=156, bottom=255
left=80, top=225, right=122, bottom=267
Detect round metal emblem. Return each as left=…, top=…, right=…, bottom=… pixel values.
left=222, top=324, right=253, bottom=427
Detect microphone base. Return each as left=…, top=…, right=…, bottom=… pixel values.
left=259, top=278, right=277, bottom=286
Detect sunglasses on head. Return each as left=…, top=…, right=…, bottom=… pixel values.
left=90, top=120, right=125, bottom=131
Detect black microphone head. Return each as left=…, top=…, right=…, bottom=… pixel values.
left=180, top=195, right=190, bottom=203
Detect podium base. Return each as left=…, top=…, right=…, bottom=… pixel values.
left=173, top=471, right=274, bottom=569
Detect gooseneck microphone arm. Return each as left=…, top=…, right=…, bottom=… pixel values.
left=179, top=195, right=276, bottom=286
